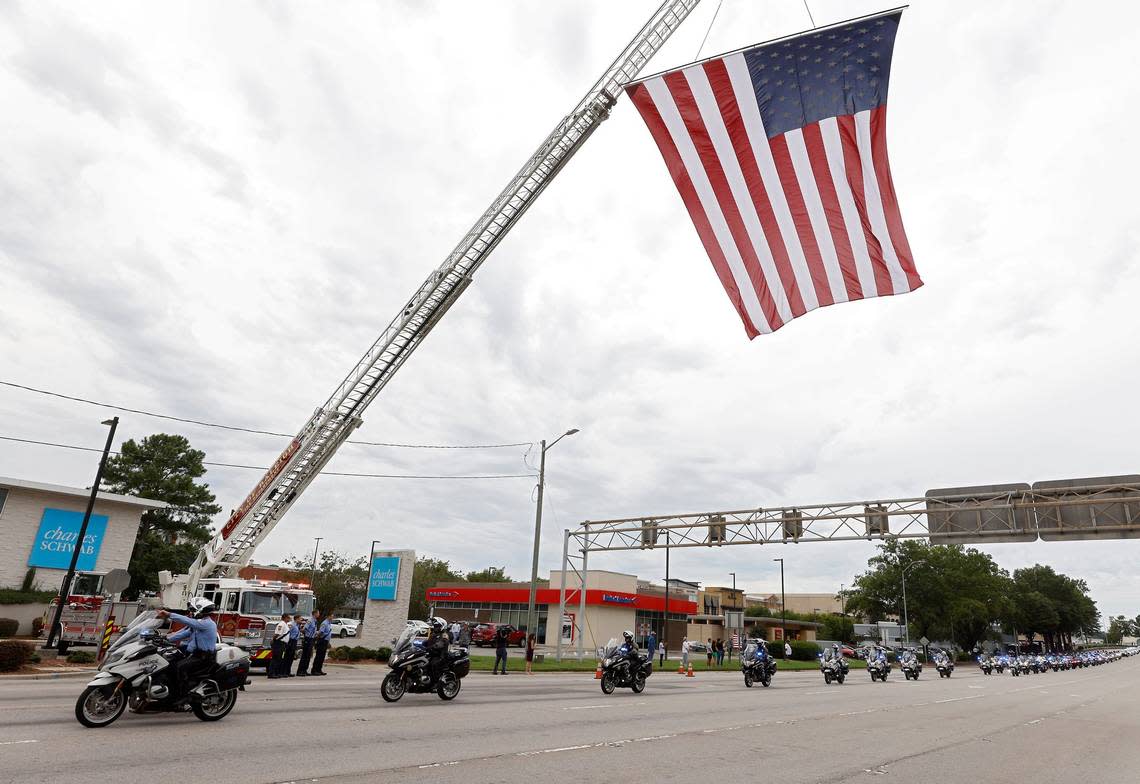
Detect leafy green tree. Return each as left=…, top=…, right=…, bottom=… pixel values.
left=464, top=566, right=513, bottom=583
left=284, top=551, right=366, bottom=617
left=409, top=558, right=464, bottom=621
left=1009, top=565, right=1099, bottom=650
left=101, top=434, right=221, bottom=597
left=820, top=614, right=855, bottom=642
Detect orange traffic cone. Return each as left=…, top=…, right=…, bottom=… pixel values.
left=677, top=661, right=685, bottom=674
left=686, top=663, right=695, bottom=677
left=594, top=662, right=603, bottom=679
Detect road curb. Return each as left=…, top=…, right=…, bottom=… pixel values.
left=0, top=669, right=98, bottom=681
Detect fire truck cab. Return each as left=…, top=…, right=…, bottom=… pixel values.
left=196, top=577, right=315, bottom=668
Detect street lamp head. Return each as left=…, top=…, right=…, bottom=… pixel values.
left=101, top=418, right=116, bottom=426
left=565, top=428, right=580, bottom=436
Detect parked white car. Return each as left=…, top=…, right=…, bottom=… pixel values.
left=329, top=618, right=360, bottom=638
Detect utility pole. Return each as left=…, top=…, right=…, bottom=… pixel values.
left=310, top=537, right=323, bottom=585
left=900, top=559, right=926, bottom=647
left=49, top=417, right=118, bottom=652
left=526, top=429, right=579, bottom=637
left=774, top=558, right=786, bottom=646
left=663, top=530, right=670, bottom=661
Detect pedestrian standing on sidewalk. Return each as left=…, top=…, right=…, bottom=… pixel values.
left=311, top=613, right=332, bottom=676
left=646, top=630, right=657, bottom=666
left=525, top=632, right=536, bottom=675
left=457, top=621, right=472, bottom=648
left=658, top=641, right=666, bottom=666
left=269, top=613, right=290, bottom=679
left=706, top=639, right=714, bottom=668
left=784, top=640, right=792, bottom=658
left=296, top=610, right=318, bottom=676
left=283, top=614, right=300, bottom=677
left=717, top=639, right=725, bottom=667
left=492, top=626, right=510, bottom=674
left=681, top=637, right=690, bottom=670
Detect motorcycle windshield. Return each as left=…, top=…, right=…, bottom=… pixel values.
left=106, top=610, right=163, bottom=655
left=743, top=643, right=759, bottom=659
left=392, top=628, right=420, bottom=655
left=601, top=639, right=621, bottom=659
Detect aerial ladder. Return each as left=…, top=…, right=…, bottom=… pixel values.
left=161, top=0, right=704, bottom=605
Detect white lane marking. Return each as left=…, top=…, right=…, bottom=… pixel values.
left=841, top=709, right=876, bottom=716
left=968, top=685, right=985, bottom=689
left=563, top=704, right=614, bottom=711
left=0, top=740, right=39, bottom=746
left=517, top=744, right=598, bottom=757
left=934, top=694, right=985, bottom=704
left=1025, top=719, right=1043, bottom=725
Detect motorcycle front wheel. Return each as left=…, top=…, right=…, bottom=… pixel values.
left=823, top=672, right=832, bottom=685
left=761, top=675, right=771, bottom=687
left=600, top=672, right=616, bottom=695
left=193, top=689, right=237, bottom=722
left=631, top=676, right=646, bottom=694
left=381, top=672, right=407, bottom=702
left=75, top=685, right=127, bottom=728
left=744, top=672, right=754, bottom=687
left=836, top=673, right=845, bottom=684
left=437, top=672, right=461, bottom=701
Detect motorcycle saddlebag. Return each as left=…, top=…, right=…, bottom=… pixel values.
left=213, top=660, right=251, bottom=690
left=452, top=658, right=471, bottom=679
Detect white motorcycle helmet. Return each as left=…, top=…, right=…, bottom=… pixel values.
left=187, top=596, right=216, bottom=619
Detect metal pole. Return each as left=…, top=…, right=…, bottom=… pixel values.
left=555, top=529, right=569, bottom=661
left=310, top=537, right=323, bottom=584
left=366, top=539, right=380, bottom=618
left=526, top=440, right=546, bottom=636
left=774, top=557, right=785, bottom=645
left=729, top=571, right=735, bottom=659
left=902, top=569, right=909, bottom=647
left=49, top=417, right=118, bottom=652
left=664, top=531, right=670, bottom=661
left=576, top=526, right=588, bottom=661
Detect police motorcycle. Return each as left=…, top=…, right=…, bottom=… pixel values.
left=866, top=645, right=892, bottom=682
left=1012, top=654, right=1031, bottom=676
left=74, top=602, right=250, bottom=728
left=899, top=647, right=923, bottom=680
left=977, top=653, right=994, bottom=675
left=932, top=648, right=954, bottom=678
left=994, top=653, right=1009, bottom=674
left=819, top=644, right=849, bottom=685
left=741, top=639, right=777, bottom=688
left=599, top=631, right=653, bottom=694
left=382, top=617, right=470, bottom=702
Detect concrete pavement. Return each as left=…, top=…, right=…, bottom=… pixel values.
left=1, top=658, right=1136, bottom=784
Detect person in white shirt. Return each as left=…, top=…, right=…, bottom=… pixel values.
left=269, top=613, right=291, bottom=679
left=784, top=641, right=792, bottom=658
left=681, top=637, right=690, bottom=670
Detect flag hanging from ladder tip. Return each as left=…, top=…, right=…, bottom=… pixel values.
left=626, top=9, right=921, bottom=338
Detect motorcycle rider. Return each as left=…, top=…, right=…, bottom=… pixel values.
left=618, top=630, right=639, bottom=660
left=424, top=617, right=450, bottom=685
left=157, top=597, right=218, bottom=697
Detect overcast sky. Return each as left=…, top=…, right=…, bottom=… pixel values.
left=2, top=1, right=1137, bottom=620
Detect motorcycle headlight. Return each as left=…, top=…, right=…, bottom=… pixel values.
left=103, top=650, right=124, bottom=666
left=603, top=658, right=612, bottom=667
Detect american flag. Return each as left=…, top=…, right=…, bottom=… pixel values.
left=627, top=10, right=921, bottom=337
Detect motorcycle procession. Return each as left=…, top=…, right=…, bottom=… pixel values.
left=72, top=602, right=1134, bottom=727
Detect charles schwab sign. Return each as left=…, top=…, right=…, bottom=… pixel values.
left=27, top=508, right=108, bottom=570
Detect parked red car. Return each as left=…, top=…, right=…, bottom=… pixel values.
left=471, top=623, right=526, bottom=647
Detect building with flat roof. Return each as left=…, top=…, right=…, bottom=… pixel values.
left=0, top=475, right=165, bottom=633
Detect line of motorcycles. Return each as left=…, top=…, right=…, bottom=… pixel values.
left=816, top=645, right=954, bottom=685
left=978, top=649, right=1125, bottom=676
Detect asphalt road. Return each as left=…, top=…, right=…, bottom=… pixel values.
left=2, top=659, right=1137, bottom=784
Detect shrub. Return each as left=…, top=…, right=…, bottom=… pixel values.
left=346, top=645, right=373, bottom=662
left=789, top=640, right=821, bottom=661
left=376, top=646, right=392, bottom=662
left=328, top=646, right=350, bottom=661
left=0, top=640, right=33, bottom=671
left=28, top=651, right=41, bottom=664
left=32, top=617, right=45, bottom=637
left=0, top=618, right=18, bottom=637
left=0, top=589, right=57, bottom=605
left=66, top=650, right=96, bottom=664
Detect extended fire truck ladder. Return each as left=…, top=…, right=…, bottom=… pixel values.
left=168, top=0, right=704, bottom=603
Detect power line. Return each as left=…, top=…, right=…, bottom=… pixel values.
left=0, top=380, right=531, bottom=450
left=0, top=435, right=536, bottom=481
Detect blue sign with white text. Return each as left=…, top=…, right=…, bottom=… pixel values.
left=27, top=508, right=108, bottom=571
left=368, top=556, right=402, bottom=601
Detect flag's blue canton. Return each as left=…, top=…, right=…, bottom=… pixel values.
left=742, top=13, right=900, bottom=139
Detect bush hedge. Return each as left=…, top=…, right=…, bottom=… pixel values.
left=0, top=618, right=19, bottom=637
left=327, top=645, right=392, bottom=663
left=0, top=640, right=33, bottom=671
left=66, top=650, right=96, bottom=664
left=766, top=640, right=821, bottom=661
left=0, top=589, right=57, bottom=605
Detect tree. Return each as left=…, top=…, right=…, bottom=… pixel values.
left=1105, top=615, right=1138, bottom=645
left=283, top=551, right=366, bottom=617
left=409, top=558, right=464, bottom=621
left=464, top=566, right=513, bottom=583
left=101, top=434, right=222, bottom=597
left=844, top=540, right=1012, bottom=650
left=1009, top=565, right=1100, bottom=650
left=820, top=614, right=855, bottom=642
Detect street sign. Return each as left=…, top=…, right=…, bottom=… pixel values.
left=1033, top=475, right=1140, bottom=541
left=918, top=636, right=930, bottom=646
left=102, top=569, right=130, bottom=595
left=925, top=483, right=1036, bottom=544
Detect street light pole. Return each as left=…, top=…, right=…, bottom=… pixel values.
left=49, top=417, right=118, bottom=652
left=774, top=558, right=785, bottom=646
left=663, top=530, right=670, bottom=660
left=526, top=429, right=579, bottom=638
left=310, top=537, right=323, bottom=585
left=899, top=559, right=926, bottom=647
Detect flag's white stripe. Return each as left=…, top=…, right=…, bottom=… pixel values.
left=784, top=129, right=848, bottom=304
left=683, top=66, right=793, bottom=325
left=644, top=77, right=772, bottom=333
left=819, top=117, right=878, bottom=298
left=854, top=109, right=908, bottom=294
left=723, top=53, right=819, bottom=312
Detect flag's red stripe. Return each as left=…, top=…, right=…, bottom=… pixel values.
left=836, top=114, right=893, bottom=297
left=663, top=71, right=781, bottom=332
left=627, top=83, right=761, bottom=338
left=768, top=133, right=833, bottom=308
left=801, top=122, right=863, bottom=301
left=869, top=105, right=922, bottom=291
left=703, top=60, right=805, bottom=318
